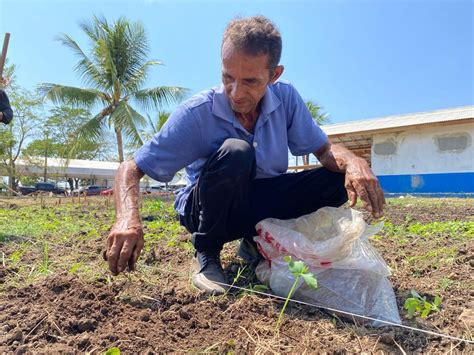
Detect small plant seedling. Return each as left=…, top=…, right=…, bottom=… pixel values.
left=39, top=242, right=50, bottom=274
left=275, top=256, right=317, bottom=331
left=223, top=265, right=247, bottom=296
left=104, top=347, right=121, bottom=355
left=404, top=289, right=442, bottom=319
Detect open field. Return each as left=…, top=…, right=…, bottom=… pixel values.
left=0, top=196, right=473, bottom=353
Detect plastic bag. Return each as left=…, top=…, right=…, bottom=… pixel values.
left=254, top=207, right=401, bottom=327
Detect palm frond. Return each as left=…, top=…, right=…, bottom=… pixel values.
left=66, top=111, right=107, bottom=158
left=305, top=100, right=330, bottom=125
left=157, top=111, right=170, bottom=131
left=109, top=101, right=146, bottom=147
left=98, top=36, right=120, bottom=97
left=56, top=34, right=107, bottom=90
left=122, top=21, right=149, bottom=82
left=123, top=60, right=162, bottom=94
left=80, top=15, right=108, bottom=43
left=38, top=84, right=108, bottom=108
left=131, top=86, right=188, bottom=111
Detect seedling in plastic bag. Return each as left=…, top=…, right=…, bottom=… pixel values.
left=404, top=289, right=442, bottom=319
left=275, top=256, right=318, bottom=331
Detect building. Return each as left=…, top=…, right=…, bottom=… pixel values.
left=322, top=106, right=474, bottom=196
left=5, top=106, right=474, bottom=196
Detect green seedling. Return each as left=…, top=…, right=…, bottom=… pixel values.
left=404, top=289, right=441, bottom=319
left=224, top=265, right=247, bottom=296
left=275, top=256, right=317, bottom=331
left=39, top=242, right=50, bottom=274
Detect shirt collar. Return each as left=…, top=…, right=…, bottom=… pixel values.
left=212, top=84, right=281, bottom=122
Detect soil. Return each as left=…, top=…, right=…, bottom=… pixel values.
left=0, top=197, right=473, bottom=353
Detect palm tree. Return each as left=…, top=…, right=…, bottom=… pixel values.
left=302, top=101, right=330, bottom=166
left=39, top=16, right=187, bottom=162
left=306, top=100, right=330, bottom=125
left=140, top=110, right=170, bottom=143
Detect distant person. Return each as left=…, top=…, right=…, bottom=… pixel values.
left=105, top=16, right=385, bottom=294
left=0, top=77, right=13, bottom=125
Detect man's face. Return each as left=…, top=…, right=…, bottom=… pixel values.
left=221, top=42, right=283, bottom=117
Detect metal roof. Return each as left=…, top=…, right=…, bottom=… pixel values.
left=15, top=157, right=120, bottom=179
left=322, top=105, right=474, bottom=137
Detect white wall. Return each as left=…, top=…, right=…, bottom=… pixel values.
left=372, top=122, right=474, bottom=175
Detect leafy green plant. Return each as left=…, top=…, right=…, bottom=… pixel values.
left=275, top=256, right=317, bottom=331
left=404, top=289, right=441, bottom=319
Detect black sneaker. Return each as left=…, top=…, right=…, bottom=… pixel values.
left=191, top=250, right=228, bottom=295
left=238, top=238, right=264, bottom=268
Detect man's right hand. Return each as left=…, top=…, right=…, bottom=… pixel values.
left=105, top=158, right=146, bottom=276
left=105, top=221, right=145, bottom=275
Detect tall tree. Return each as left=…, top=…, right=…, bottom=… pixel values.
left=39, top=16, right=187, bottom=162
left=23, top=106, right=114, bottom=161
left=0, top=89, right=43, bottom=191
left=22, top=106, right=116, bottom=185
left=301, top=101, right=331, bottom=166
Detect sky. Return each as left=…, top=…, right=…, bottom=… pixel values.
left=0, top=0, right=472, bottom=124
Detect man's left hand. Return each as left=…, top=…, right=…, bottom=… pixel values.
left=344, top=157, right=385, bottom=217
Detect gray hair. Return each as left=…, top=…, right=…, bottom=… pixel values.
left=222, top=16, right=282, bottom=68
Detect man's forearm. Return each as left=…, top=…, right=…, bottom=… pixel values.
left=113, top=159, right=145, bottom=229
left=315, top=142, right=360, bottom=173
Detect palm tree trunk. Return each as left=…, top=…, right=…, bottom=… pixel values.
left=115, top=126, right=124, bottom=163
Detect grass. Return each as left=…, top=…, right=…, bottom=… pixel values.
left=1, top=196, right=471, bottom=289
left=0, top=196, right=186, bottom=292
left=0, top=195, right=472, bottom=352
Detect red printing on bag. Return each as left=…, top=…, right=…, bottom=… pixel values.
left=262, top=231, right=287, bottom=254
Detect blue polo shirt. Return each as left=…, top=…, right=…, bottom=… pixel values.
left=134, top=80, right=328, bottom=215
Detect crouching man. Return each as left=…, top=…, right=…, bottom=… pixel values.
left=105, top=16, right=385, bottom=294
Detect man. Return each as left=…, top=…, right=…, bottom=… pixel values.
left=0, top=77, right=13, bottom=125
left=106, top=16, right=385, bottom=294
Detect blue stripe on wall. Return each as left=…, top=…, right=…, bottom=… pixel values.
left=377, top=172, right=474, bottom=194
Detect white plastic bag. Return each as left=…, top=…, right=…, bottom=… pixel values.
left=254, top=207, right=401, bottom=327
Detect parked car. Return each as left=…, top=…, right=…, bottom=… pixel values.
left=74, top=185, right=110, bottom=196
left=141, top=185, right=166, bottom=194
left=19, top=182, right=66, bottom=196
left=100, top=188, right=114, bottom=196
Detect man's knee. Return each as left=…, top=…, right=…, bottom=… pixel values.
left=215, top=138, right=255, bottom=176
left=310, top=167, right=348, bottom=207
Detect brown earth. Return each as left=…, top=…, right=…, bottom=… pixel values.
left=0, top=198, right=473, bottom=353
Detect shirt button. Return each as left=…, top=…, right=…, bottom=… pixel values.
left=253, top=141, right=258, bottom=148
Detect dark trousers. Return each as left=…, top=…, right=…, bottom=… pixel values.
left=180, top=138, right=348, bottom=252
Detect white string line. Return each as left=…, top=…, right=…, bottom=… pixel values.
left=213, top=281, right=474, bottom=345
left=3, top=234, right=473, bottom=345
